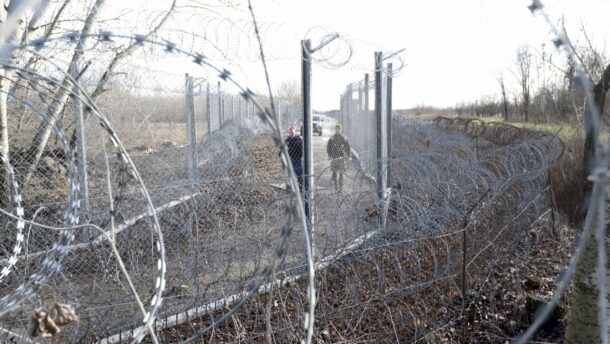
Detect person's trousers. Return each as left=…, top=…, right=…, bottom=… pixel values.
left=330, top=159, right=346, bottom=191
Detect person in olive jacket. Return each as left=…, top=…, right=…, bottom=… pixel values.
left=326, top=123, right=351, bottom=192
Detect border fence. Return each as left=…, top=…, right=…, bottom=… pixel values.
left=0, top=0, right=606, bottom=343
left=0, top=35, right=562, bottom=343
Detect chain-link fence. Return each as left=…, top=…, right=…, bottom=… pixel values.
left=0, top=34, right=562, bottom=344
left=339, top=76, right=376, bottom=176
left=0, top=1, right=604, bottom=343
left=0, top=31, right=304, bottom=343
left=138, top=116, right=561, bottom=343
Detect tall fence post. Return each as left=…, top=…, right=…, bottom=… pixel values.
left=357, top=83, right=363, bottom=157
left=346, top=84, right=352, bottom=140
left=338, top=94, right=342, bottom=129
left=375, top=52, right=387, bottom=228
left=364, top=73, right=370, bottom=161
left=238, top=97, right=242, bottom=126
left=358, top=82, right=363, bottom=111
left=338, top=94, right=342, bottom=125
left=302, top=39, right=314, bottom=253
left=217, top=81, right=223, bottom=127
left=342, top=89, right=347, bottom=133
left=206, top=83, right=212, bottom=134
left=386, top=63, right=393, bottom=184
left=185, top=73, right=198, bottom=181
left=71, top=62, right=89, bottom=213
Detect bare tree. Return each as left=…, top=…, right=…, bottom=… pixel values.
left=563, top=20, right=610, bottom=342
left=0, top=0, right=30, bottom=206
left=563, top=63, right=610, bottom=344
left=68, top=0, right=177, bottom=147
left=23, top=0, right=177, bottom=186
left=275, top=80, right=301, bottom=107
left=496, top=73, right=509, bottom=121
left=22, top=0, right=105, bottom=186
left=515, top=45, right=532, bottom=123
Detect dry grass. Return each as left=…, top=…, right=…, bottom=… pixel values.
left=549, top=132, right=586, bottom=225
left=101, top=121, right=210, bottom=152
left=455, top=117, right=587, bottom=225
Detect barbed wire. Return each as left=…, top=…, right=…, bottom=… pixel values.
left=128, top=115, right=560, bottom=342
left=152, top=11, right=404, bottom=74
left=0, top=1, right=592, bottom=343
left=515, top=1, right=609, bottom=343
left=0, top=29, right=311, bottom=343
left=0, top=56, right=168, bottom=344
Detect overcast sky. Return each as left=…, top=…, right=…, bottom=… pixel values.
left=250, top=0, right=609, bottom=110
left=105, top=0, right=610, bottom=111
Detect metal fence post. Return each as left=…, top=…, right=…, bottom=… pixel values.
left=357, top=83, right=363, bottom=156
left=364, top=73, right=370, bottom=161
left=230, top=95, right=235, bottom=120
left=340, top=92, right=347, bottom=132
left=227, top=95, right=231, bottom=120
left=358, top=82, right=363, bottom=112
left=206, top=83, right=212, bottom=134
left=185, top=74, right=198, bottom=181
left=339, top=94, right=343, bottom=125
left=375, top=52, right=387, bottom=228
left=238, top=96, right=242, bottom=126
left=386, top=63, right=393, bottom=184
left=302, top=39, right=314, bottom=251
left=71, top=62, right=89, bottom=213
left=217, top=81, right=223, bottom=127
left=346, top=84, right=352, bottom=140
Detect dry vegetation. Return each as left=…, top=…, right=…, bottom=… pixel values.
left=125, top=120, right=577, bottom=343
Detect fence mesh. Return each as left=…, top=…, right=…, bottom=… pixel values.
left=0, top=2, right=594, bottom=343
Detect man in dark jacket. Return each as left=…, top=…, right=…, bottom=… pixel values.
left=283, top=126, right=303, bottom=190
left=326, top=124, right=351, bottom=192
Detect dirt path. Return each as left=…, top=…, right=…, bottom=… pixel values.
left=308, top=119, right=378, bottom=258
